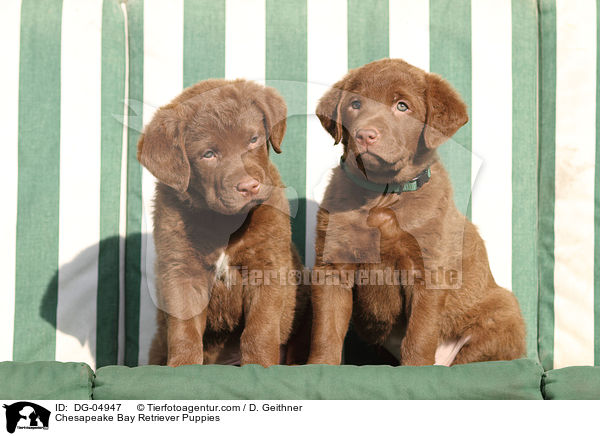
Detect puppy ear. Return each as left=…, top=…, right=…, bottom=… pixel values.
left=316, top=81, right=344, bottom=144
left=423, top=73, right=469, bottom=149
left=137, top=108, right=190, bottom=193
left=254, top=86, right=287, bottom=153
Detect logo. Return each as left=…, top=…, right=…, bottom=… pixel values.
left=2, top=402, right=50, bottom=434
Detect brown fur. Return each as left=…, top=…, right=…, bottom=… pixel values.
left=308, top=59, right=526, bottom=366
left=138, top=79, right=308, bottom=367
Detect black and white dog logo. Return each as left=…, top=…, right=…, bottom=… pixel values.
left=3, top=402, right=50, bottom=433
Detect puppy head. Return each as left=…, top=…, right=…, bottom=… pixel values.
left=137, top=79, right=287, bottom=215
left=316, top=58, right=468, bottom=184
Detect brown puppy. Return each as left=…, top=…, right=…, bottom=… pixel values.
left=138, top=79, right=307, bottom=367
left=308, top=59, right=525, bottom=366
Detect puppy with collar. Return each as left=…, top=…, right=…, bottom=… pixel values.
left=308, top=59, right=526, bottom=366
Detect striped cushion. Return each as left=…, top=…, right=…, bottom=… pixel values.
left=538, top=0, right=600, bottom=370
left=0, top=0, right=127, bottom=369
left=2, top=0, right=541, bottom=369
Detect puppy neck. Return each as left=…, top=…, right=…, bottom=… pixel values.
left=340, top=157, right=432, bottom=195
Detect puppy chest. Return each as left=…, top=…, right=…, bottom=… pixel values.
left=205, top=251, right=244, bottom=332
left=214, top=251, right=230, bottom=285
left=211, top=250, right=248, bottom=290
left=321, top=211, right=382, bottom=263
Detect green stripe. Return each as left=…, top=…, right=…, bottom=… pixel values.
left=266, top=0, right=308, bottom=261
left=13, top=0, right=62, bottom=361
left=429, top=0, right=472, bottom=219
left=183, top=0, right=225, bottom=88
left=511, top=0, right=539, bottom=361
left=347, top=0, right=389, bottom=69
left=538, top=0, right=557, bottom=370
left=595, top=0, right=600, bottom=367
left=96, top=0, right=126, bottom=368
left=124, top=0, right=144, bottom=367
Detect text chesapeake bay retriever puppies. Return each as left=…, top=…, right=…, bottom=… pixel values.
left=308, top=59, right=525, bottom=366
left=138, top=79, right=307, bottom=367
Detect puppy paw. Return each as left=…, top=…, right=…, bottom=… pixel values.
left=167, top=352, right=203, bottom=367
left=306, top=354, right=342, bottom=365
left=434, top=335, right=471, bottom=366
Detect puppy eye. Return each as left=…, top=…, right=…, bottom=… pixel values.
left=351, top=100, right=361, bottom=110
left=396, top=101, right=409, bottom=112
left=250, top=136, right=259, bottom=144
left=202, top=150, right=216, bottom=159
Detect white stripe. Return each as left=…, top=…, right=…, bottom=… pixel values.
left=554, top=0, right=597, bottom=368
left=56, top=0, right=103, bottom=368
left=470, top=0, right=512, bottom=290
left=225, top=0, right=265, bottom=83
left=0, top=0, right=22, bottom=361
left=389, top=0, right=429, bottom=71
left=305, top=0, right=348, bottom=268
left=118, top=1, right=129, bottom=366
left=140, top=0, right=184, bottom=365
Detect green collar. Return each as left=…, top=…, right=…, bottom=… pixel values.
left=340, top=157, right=431, bottom=195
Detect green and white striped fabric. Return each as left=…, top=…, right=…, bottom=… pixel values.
left=0, top=0, right=127, bottom=369
left=2, top=0, right=542, bottom=369
left=538, top=0, right=600, bottom=370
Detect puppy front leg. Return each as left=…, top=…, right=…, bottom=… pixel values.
left=307, top=266, right=354, bottom=365
left=157, top=267, right=212, bottom=366
left=400, top=291, right=442, bottom=366
left=241, top=286, right=283, bottom=367
left=166, top=311, right=207, bottom=366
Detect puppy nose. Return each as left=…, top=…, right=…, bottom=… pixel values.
left=236, top=178, right=260, bottom=196
left=355, top=128, right=380, bottom=148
